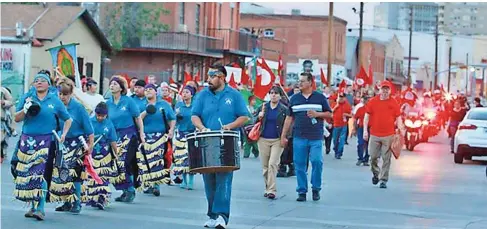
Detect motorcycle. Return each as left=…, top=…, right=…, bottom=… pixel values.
left=421, top=108, right=440, bottom=142
left=404, top=112, right=426, bottom=151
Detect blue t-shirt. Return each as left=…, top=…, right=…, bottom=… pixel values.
left=262, top=104, right=279, bottom=139
left=144, top=100, right=176, bottom=134
left=192, top=85, right=249, bottom=130
left=90, top=117, right=117, bottom=143
left=60, top=98, right=94, bottom=138
left=175, top=101, right=196, bottom=133
left=289, top=91, right=332, bottom=140
left=107, top=95, right=140, bottom=130
left=16, top=92, right=71, bottom=135
left=131, top=95, right=148, bottom=113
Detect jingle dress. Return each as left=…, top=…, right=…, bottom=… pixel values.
left=173, top=101, right=196, bottom=175
left=13, top=92, right=71, bottom=210
left=85, top=117, right=118, bottom=207
left=138, top=100, right=175, bottom=188
left=106, top=95, right=141, bottom=192
left=50, top=98, right=94, bottom=203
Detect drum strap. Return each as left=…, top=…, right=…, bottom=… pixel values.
left=160, top=108, right=169, bottom=134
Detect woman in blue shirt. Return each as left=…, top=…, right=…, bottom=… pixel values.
left=139, top=84, right=175, bottom=196
left=50, top=78, right=94, bottom=214
left=254, top=86, right=289, bottom=200
left=106, top=75, right=145, bottom=203
left=13, top=73, right=72, bottom=221
left=173, top=85, right=197, bottom=190
left=85, top=102, right=119, bottom=210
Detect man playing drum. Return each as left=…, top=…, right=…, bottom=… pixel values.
left=191, top=64, right=249, bottom=229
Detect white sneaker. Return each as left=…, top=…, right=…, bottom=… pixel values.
left=204, top=218, right=216, bottom=228
left=215, top=216, right=227, bottom=229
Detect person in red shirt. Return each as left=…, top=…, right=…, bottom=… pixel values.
left=353, top=96, right=369, bottom=166
left=331, top=91, right=352, bottom=159
left=363, top=81, right=405, bottom=189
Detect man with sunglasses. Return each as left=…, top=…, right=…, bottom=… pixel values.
left=191, top=64, right=249, bottom=229
left=281, top=72, right=332, bottom=202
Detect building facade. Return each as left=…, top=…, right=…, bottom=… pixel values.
left=439, top=2, right=487, bottom=35
left=99, top=2, right=281, bottom=86
left=240, top=13, right=347, bottom=64
left=374, top=3, right=439, bottom=33
left=1, top=4, right=110, bottom=94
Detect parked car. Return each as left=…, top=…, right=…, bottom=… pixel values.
left=453, top=108, right=487, bottom=164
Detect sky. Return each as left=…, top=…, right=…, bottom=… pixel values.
left=258, top=2, right=378, bottom=28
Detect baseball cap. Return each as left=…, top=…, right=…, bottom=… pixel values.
left=380, top=80, right=392, bottom=89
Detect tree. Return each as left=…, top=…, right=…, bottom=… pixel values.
left=102, top=3, right=170, bottom=52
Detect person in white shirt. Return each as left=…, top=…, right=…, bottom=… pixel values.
left=84, top=80, right=105, bottom=115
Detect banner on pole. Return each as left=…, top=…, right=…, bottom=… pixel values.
left=46, top=43, right=81, bottom=88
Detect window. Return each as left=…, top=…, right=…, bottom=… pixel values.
left=263, top=29, right=274, bottom=38
left=85, top=62, right=93, bottom=78
left=77, top=57, right=84, bottom=76
left=218, top=3, right=222, bottom=28
left=230, top=7, right=234, bottom=29
left=195, top=4, right=200, bottom=34
left=179, top=2, right=185, bottom=25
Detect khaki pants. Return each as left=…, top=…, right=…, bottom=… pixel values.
left=257, top=138, right=283, bottom=194
left=368, top=135, right=394, bottom=182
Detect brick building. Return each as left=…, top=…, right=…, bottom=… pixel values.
left=240, top=13, right=348, bottom=66
left=99, top=2, right=281, bottom=84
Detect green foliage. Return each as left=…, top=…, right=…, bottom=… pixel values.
left=103, top=2, right=170, bottom=52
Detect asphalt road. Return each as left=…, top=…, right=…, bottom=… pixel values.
left=1, top=131, right=487, bottom=229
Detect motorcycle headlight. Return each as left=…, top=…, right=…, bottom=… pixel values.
left=426, top=111, right=436, bottom=120
left=405, top=119, right=413, bottom=128
left=414, top=120, right=422, bottom=128
left=422, top=120, right=429, bottom=125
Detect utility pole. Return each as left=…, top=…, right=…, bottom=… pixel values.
left=447, top=45, right=452, bottom=92
left=407, top=5, right=413, bottom=87
left=327, top=2, right=334, bottom=85
left=466, top=53, right=469, bottom=94
left=434, top=14, right=439, bottom=89
left=357, top=2, right=364, bottom=78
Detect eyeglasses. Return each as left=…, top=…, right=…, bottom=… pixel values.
left=34, top=79, right=48, bottom=84
left=298, top=80, right=309, bottom=83
left=207, top=70, right=223, bottom=78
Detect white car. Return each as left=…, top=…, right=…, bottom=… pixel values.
left=453, top=107, right=487, bottom=164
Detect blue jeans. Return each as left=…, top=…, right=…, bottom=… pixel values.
left=356, top=127, right=369, bottom=162
left=203, top=172, right=233, bottom=224
left=332, top=126, right=347, bottom=158
left=293, top=137, right=323, bottom=194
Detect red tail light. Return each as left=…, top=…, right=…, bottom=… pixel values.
left=458, top=124, right=477, bottom=130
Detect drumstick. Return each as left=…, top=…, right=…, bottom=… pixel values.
left=218, top=118, right=224, bottom=129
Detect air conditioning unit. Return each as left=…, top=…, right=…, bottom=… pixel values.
left=178, top=24, right=188, bottom=32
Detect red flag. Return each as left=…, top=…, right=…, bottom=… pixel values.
left=320, top=68, right=328, bottom=86
left=368, top=64, right=373, bottom=85
left=169, top=77, right=175, bottom=85
left=339, top=80, right=347, bottom=93
left=254, top=58, right=276, bottom=100
left=278, top=54, right=284, bottom=85
left=179, top=71, right=193, bottom=95
left=228, top=72, right=238, bottom=88
left=311, top=75, right=317, bottom=91
left=355, top=66, right=369, bottom=87
left=194, top=71, right=200, bottom=83
left=241, top=66, right=250, bottom=86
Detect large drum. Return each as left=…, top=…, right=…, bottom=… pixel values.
left=187, top=130, right=241, bottom=174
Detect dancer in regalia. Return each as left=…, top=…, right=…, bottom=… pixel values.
left=107, top=75, right=145, bottom=203
left=13, top=73, right=72, bottom=221
left=85, top=102, right=119, bottom=210
left=173, top=85, right=197, bottom=190
left=51, top=78, right=94, bottom=214
left=138, top=84, right=176, bottom=196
